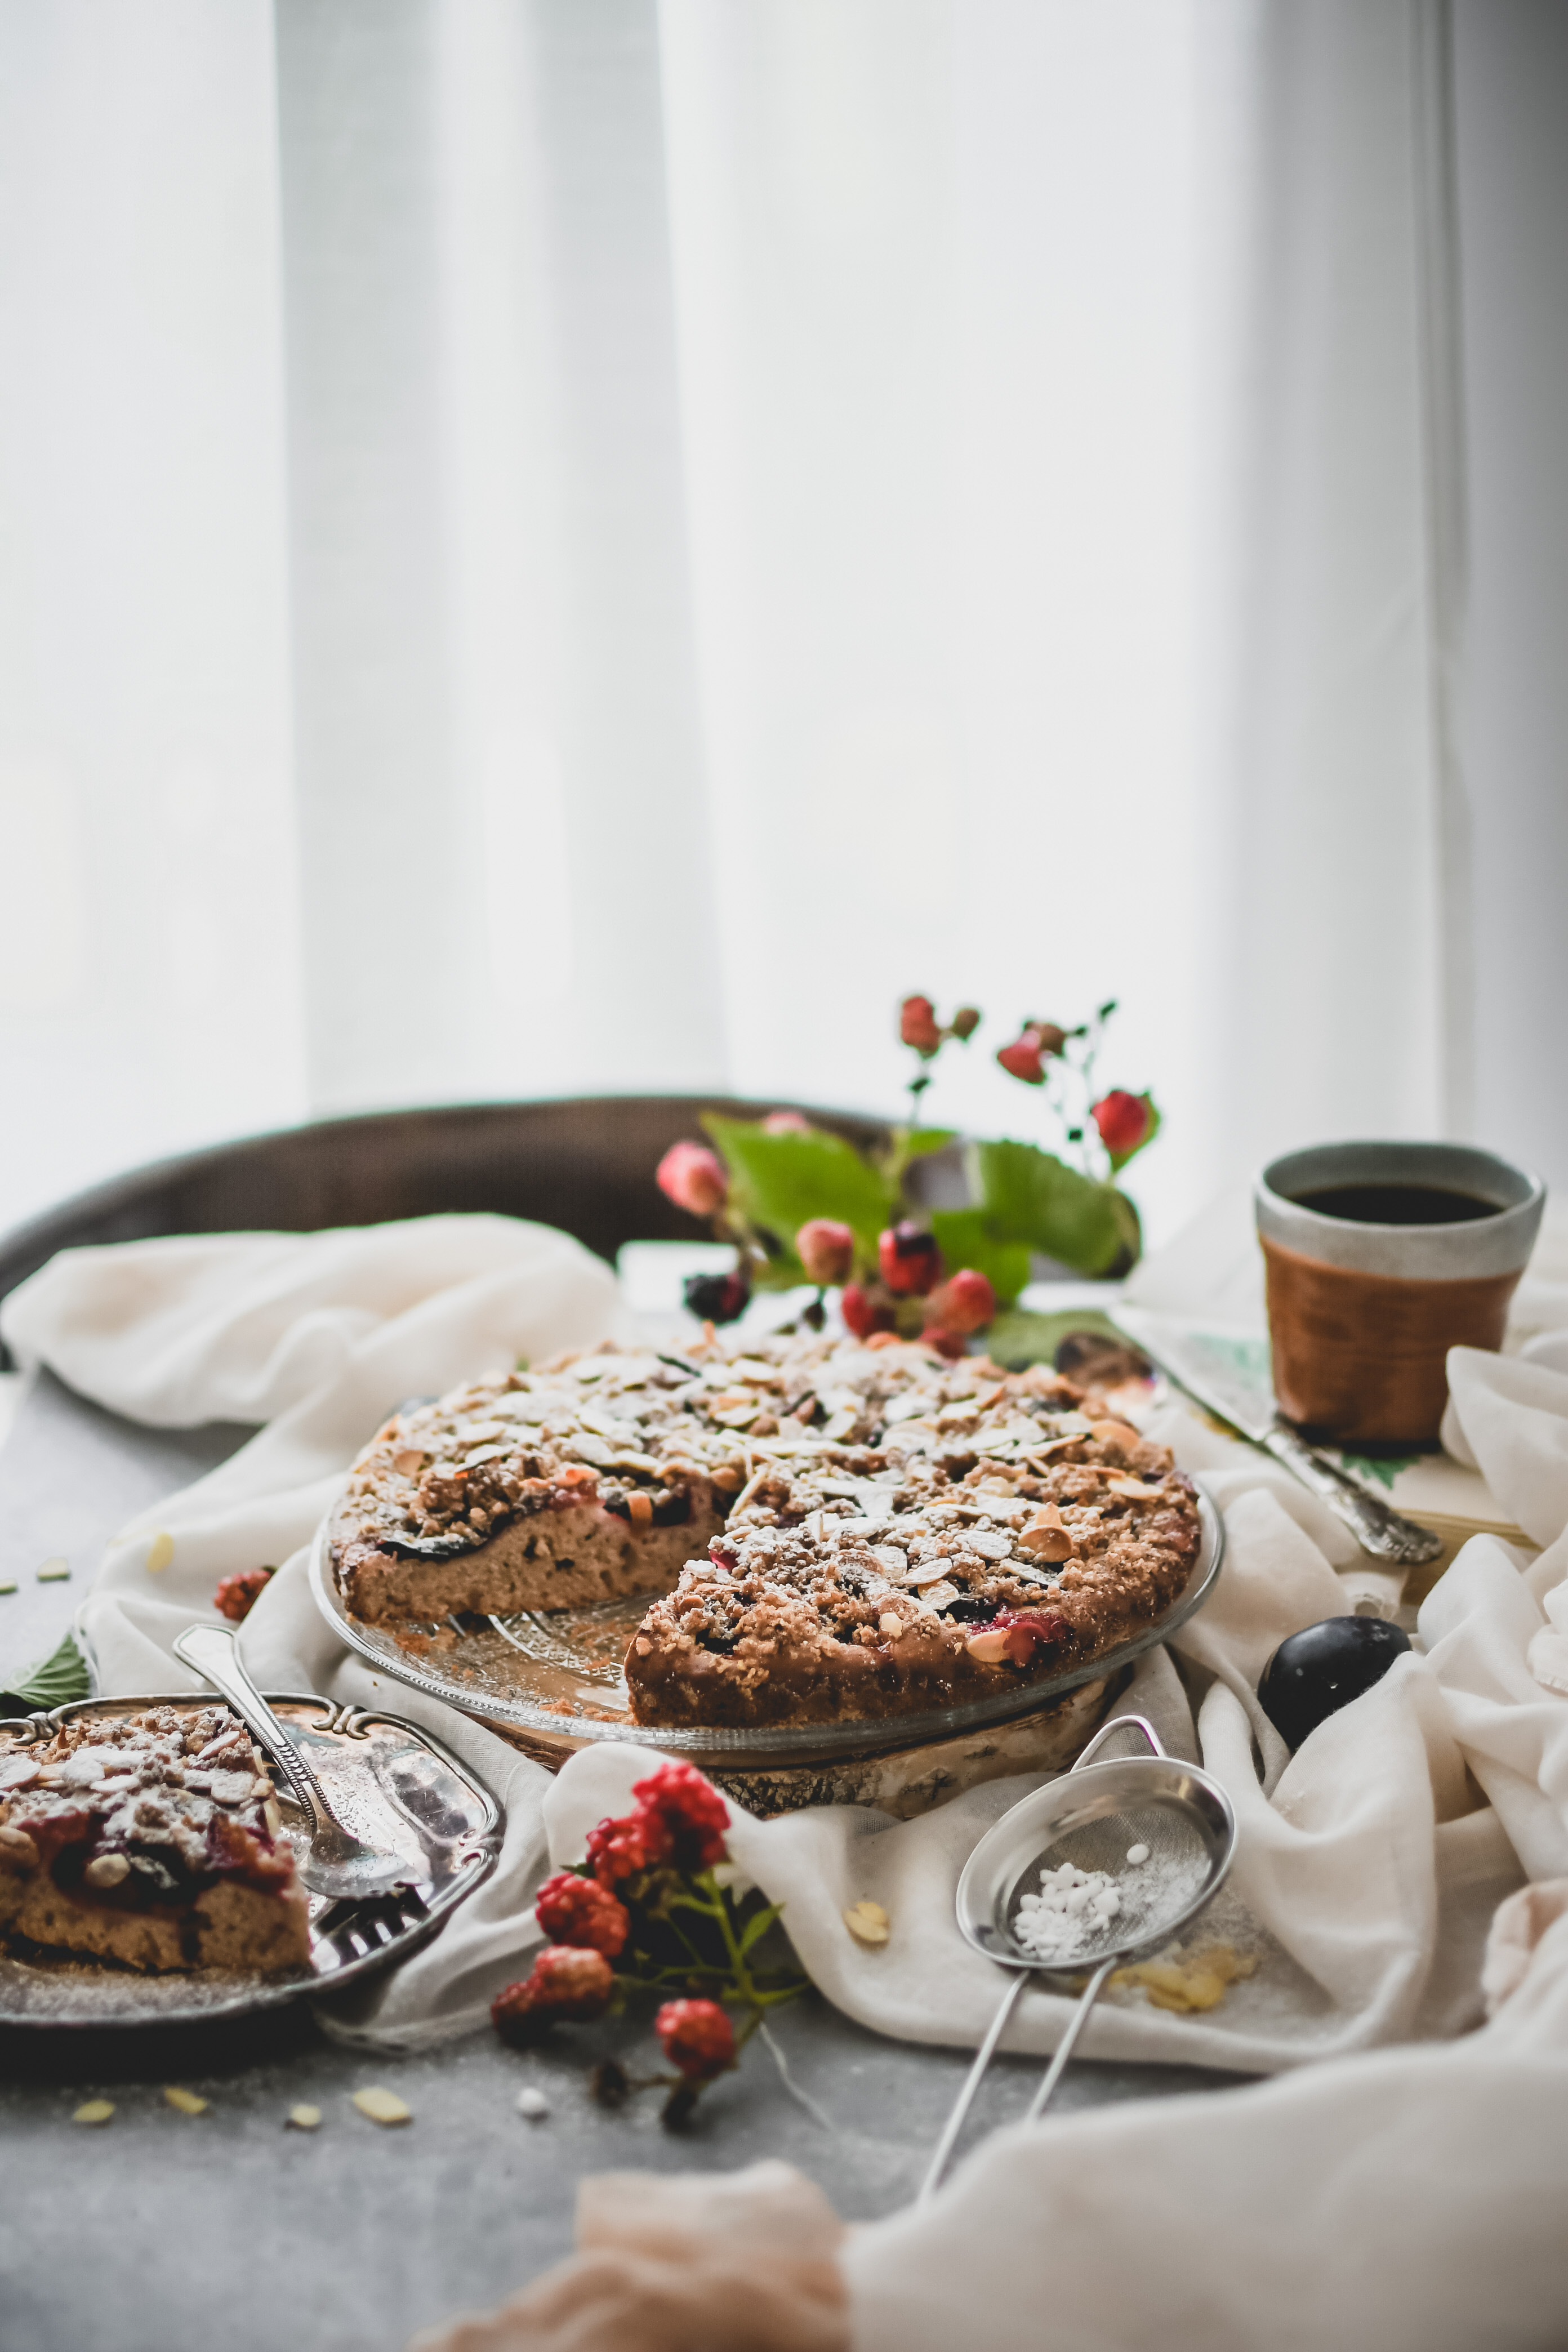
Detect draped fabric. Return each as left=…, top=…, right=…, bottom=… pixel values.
left=1, top=1, right=1563, bottom=1242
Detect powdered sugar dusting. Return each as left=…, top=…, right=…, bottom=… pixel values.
left=1011, top=1836, right=1210, bottom=1966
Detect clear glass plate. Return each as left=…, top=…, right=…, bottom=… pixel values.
left=310, top=1482, right=1224, bottom=1765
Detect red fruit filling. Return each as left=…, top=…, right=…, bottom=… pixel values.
left=991, top=1607, right=1068, bottom=1665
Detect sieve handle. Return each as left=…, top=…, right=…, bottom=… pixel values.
left=919, top=1971, right=1028, bottom=2204
left=1072, top=1713, right=1165, bottom=1771
left=1023, top=1957, right=1117, bottom=2126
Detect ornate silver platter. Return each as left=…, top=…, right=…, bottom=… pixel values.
left=0, top=1694, right=502, bottom=2029
left=309, top=1482, right=1224, bottom=1770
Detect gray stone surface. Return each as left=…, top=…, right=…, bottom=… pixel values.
left=0, top=1379, right=1236, bottom=2352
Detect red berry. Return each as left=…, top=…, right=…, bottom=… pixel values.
left=631, top=1762, right=730, bottom=1871
left=763, top=1110, right=811, bottom=1133
left=491, top=1945, right=614, bottom=2043
left=899, top=994, right=943, bottom=1056
left=996, top=1029, right=1046, bottom=1085
left=878, top=1222, right=942, bottom=1297
left=924, top=1326, right=968, bottom=1361
left=1092, top=1090, right=1152, bottom=1160
left=656, top=1997, right=736, bottom=2079
left=841, top=1281, right=896, bottom=1339
left=796, top=1218, right=855, bottom=1287
left=656, top=1142, right=728, bottom=1218
left=214, top=1567, right=274, bottom=1624
left=924, top=1268, right=996, bottom=1336
left=534, top=1870, right=630, bottom=1957
left=586, top=1805, right=672, bottom=1888
left=949, top=1005, right=982, bottom=1040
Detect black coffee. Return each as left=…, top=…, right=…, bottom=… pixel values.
left=1297, top=1183, right=1503, bottom=1227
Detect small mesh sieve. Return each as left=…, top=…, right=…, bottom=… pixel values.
left=921, top=1714, right=1236, bottom=2200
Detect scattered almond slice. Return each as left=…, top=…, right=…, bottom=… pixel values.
left=844, top=1900, right=890, bottom=1946
left=352, top=2086, right=412, bottom=2126
left=1019, top=1503, right=1075, bottom=1561
left=73, top=2100, right=114, bottom=2126
left=163, top=2086, right=208, bottom=2115
left=964, top=1629, right=1011, bottom=1665
left=145, top=1531, right=175, bottom=1574
left=877, top=1611, right=903, bottom=1637
left=1106, top=1475, right=1162, bottom=1500
left=1112, top=1946, right=1257, bottom=2014
left=287, top=2104, right=322, bottom=2131
left=1089, top=1419, right=1141, bottom=1451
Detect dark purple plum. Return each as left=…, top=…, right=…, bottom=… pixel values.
left=1258, top=1615, right=1412, bottom=1752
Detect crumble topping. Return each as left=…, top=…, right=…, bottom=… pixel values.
left=332, top=1327, right=1202, bottom=1728
left=0, top=1705, right=291, bottom=1910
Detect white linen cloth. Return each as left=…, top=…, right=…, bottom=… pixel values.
left=410, top=1904, right=1568, bottom=2352
left=1, top=1210, right=1566, bottom=2084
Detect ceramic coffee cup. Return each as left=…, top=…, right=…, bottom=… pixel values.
left=1254, top=1141, right=1545, bottom=1446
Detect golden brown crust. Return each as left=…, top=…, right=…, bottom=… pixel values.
left=331, top=1331, right=1202, bottom=1732
left=329, top=1348, right=745, bottom=1625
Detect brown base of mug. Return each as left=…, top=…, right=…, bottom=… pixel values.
left=1261, top=1236, right=1522, bottom=1447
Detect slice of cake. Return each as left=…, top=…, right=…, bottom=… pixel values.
left=623, top=1359, right=1202, bottom=1727
left=330, top=1351, right=751, bottom=1626
left=0, top=1704, right=311, bottom=1974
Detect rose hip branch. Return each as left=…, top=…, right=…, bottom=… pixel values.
left=654, top=993, right=1164, bottom=1342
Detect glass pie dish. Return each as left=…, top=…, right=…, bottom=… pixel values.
left=309, top=1482, right=1223, bottom=1773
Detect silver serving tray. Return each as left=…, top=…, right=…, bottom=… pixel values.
left=0, top=1693, right=502, bottom=2029
left=309, top=1482, right=1224, bottom=1765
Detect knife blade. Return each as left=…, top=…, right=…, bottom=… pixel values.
left=1113, top=1305, right=1442, bottom=1569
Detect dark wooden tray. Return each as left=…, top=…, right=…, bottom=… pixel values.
left=0, top=1094, right=888, bottom=1364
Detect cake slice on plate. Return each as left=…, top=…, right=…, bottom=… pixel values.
left=0, top=1704, right=311, bottom=1974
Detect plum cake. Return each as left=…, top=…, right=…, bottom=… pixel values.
left=0, top=1704, right=311, bottom=1974
left=330, top=1333, right=1203, bottom=1731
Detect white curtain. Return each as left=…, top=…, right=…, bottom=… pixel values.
left=1, top=0, right=1563, bottom=1247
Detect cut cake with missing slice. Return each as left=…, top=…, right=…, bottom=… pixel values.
left=329, top=1331, right=1204, bottom=1731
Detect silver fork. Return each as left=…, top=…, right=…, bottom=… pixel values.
left=174, top=1624, right=414, bottom=1903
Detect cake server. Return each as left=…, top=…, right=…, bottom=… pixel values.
left=921, top=1715, right=1236, bottom=2201
left=175, top=1624, right=416, bottom=1903
left=1112, top=1306, right=1442, bottom=1569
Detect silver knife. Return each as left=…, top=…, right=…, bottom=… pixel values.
left=1113, top=1306, right=1442, bottom=1568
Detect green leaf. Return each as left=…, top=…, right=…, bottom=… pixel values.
left=927, top=1210, right=1032, bottom=1307
left=972, top=1139, right=1141, bottom=1277
left=895, top=1126, right=957, bottom=1162
left=983, top=1306, right=1132, bottom=1372
left=702, top=1115, right=896, bottom=1264
left=8, top=1629, right=91, bottom=1710
left=735, top=1900, right=788, bottom=1958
